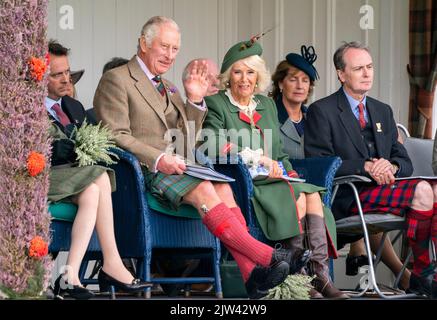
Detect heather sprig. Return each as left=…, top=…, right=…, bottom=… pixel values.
left=263, top=274, right=314, bottom=300
left=71, top=120, right=120, bottom=167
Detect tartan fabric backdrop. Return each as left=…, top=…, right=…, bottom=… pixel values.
left=408, top=0, right=437, bottom=138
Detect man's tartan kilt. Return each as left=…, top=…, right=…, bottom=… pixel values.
left=350, top=179, right=423, bottom=216
left=350, top=179, right=435, bottom=239
left=144, top=169, right=203, bottom=209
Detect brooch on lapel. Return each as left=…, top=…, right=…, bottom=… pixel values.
left=376, top=123, right=382, bottom=132
left=163, top=83, right=178, bottom=96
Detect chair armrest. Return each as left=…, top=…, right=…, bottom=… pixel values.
left=333, top=175, right=372, bottom=185
left=213, top=155, right=256, bottom=228
left=109, top=148, right=150, bottom=257
left=291, top=157, right=342, bottom=208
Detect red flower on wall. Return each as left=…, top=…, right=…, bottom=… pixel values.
left=28, top=56, right=47, bottom=82
left=45, top=52, right=50, bottom=68
left=29, top=236, right=48, bottom=259
left=27, top=151, right=45, bottom=177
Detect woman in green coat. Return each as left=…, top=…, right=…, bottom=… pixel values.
left=203, top=39, right=348, bottom=299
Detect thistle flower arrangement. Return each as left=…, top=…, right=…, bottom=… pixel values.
left=70, top=120, right=120, bottom=167
left=263, top=274, right=314, bottom=300
left=0, top=0, right=52, bottom=299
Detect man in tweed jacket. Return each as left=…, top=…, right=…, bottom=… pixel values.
left=93, top=16, right=306, bottom=299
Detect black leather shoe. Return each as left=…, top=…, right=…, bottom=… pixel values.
left=98, top=269, right=152, bottom=293
left=272, top=244, right=312, bottom=274
left=345, top=255, right=368, bottom=276
left=432, top=280, right=437, bottom=299
left=53, top=275, right=94, bottom=300
left=245, top=261, right=289, bottom=299
left=408, top=273, right=433, bottom=298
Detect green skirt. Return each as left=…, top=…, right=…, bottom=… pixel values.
left=48, top=164, right=116, bottom=203
left=252, top=179, right=336, bottom=246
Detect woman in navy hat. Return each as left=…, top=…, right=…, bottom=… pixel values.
left=270, top=46, right=318, bottom=159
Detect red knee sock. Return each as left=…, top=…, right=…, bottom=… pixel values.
left=230, top=207, right=250, bottom=232
left=202, top=203, right=273, bottom=267
left=407, top=208, right=433, bottom=277
left=224, top=245, right=256, bottom=282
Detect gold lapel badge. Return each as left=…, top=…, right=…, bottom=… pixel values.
left=376, top=123, right=382, bottom=132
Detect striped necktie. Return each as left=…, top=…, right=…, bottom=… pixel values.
left=152, top=75, right=166, bottom=97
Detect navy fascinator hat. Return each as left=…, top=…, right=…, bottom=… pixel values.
left=285, top=45, right=319, bottom=81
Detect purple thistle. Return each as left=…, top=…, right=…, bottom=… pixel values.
left=0, top=0, right=53, bottom=297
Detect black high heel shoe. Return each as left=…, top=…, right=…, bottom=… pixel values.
left=98, top=269, right=152, bottom=295
left=52, top=275, right=95, bottom=300
left=345, top=254, right=369, bottom=276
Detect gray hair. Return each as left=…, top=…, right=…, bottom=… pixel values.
left=182, top=58, right=208, bottom=81
left=219, top=55, right=271, bottom=94
left=140, top=16, right=180, bottom=47
left=333, top=41, right=371, bottom=71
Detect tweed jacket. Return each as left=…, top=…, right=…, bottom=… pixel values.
left=93, top=56, right=206, bottom=170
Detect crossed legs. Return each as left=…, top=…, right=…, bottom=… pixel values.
left=64, top=172, right=134, bottom=286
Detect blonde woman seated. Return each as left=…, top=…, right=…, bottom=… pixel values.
left=203, top=39, right=348, bottom=299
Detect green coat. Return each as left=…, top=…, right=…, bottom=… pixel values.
left=204, top=91, right=336, bottom=249
left=48, top=123, right=116, bottom=203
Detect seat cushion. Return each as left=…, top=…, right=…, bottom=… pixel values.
left=145, top=193, right=199, bottom=219
left=49, top=202, right=78, bottom=222
left=336, top=213, right=406, bottom=234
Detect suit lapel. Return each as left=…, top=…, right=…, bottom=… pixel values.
left=366, top=99, right=384, bottom=157
left=280, top=120, right=301, bottom=144
left=128, top=58, right=168, bottom=127
left=61, top=96, right=81, bottom=125
left=167, top=82, right=188, bottom=123
left=337, top=90, right=368, bottom=157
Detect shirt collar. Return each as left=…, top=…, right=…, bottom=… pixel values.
left=45, top=96, right=62, bottom=112
left=136, top=55, right=157, bottom=82
left=342, top=86, right=367, bottom=110
left=225, top=89, right=258, bottom=115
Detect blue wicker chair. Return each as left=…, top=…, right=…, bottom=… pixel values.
left=214, top=155, right=342, bottom=280
left=214, top=156, right=342, bottom=242
left=109, top=148, right=222, bottom=298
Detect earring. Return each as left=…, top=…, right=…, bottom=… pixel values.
left=280, top=88, right=283, bottom=93
left=255, top=83, right=259, bottom=88
left=226, top=82, right=230, bottom=88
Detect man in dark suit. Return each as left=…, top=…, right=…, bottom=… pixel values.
left=305, top=41, right=437, bottom=298
left=45, top=40, right=89, bottom=165
left=45, top=40, right=88, bottom=127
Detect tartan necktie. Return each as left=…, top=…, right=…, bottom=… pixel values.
left=52, top=103, right=71, bottom=126
left=357, top=102, right=366, bottom=129
left=152, top=75, right=166, bottom=97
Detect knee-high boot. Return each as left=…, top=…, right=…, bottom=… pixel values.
left=306, top=214, right=349, bottom=299
left=281, top=218, right=323, bottom=299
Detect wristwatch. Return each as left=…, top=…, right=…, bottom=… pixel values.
left=391, top=163, right=399, bottom=175
left=200, top=204, right=209, bottom=214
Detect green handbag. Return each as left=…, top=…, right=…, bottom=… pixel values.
left=220, top=250, right=248, bottom=298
